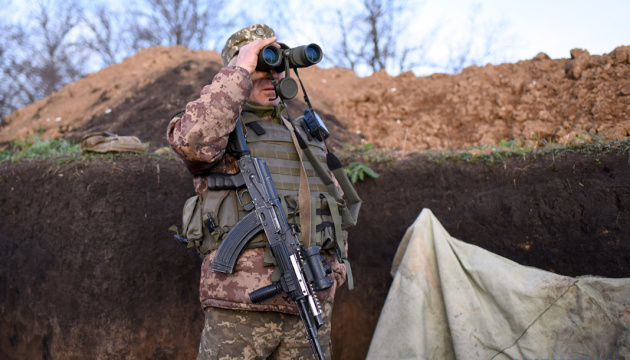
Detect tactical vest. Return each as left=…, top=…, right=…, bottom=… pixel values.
left=180, top=112, right=352, bottom=282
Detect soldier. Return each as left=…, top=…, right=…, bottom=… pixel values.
left=167, top=24, right=354, bottom=359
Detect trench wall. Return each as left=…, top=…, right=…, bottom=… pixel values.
left=1, top=148, right=629, bottom=360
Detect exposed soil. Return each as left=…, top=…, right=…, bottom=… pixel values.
left=1, top=43, right=630, bottom=360
left=1, top=46, right=629, bottom=151
left=1, top=147, right=629, bottom=360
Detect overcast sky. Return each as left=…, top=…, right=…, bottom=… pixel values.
left=237, top=0, right=629, bottom=74
left=429, top=0, right=628, bottom=60
left=8, top=0, right=629, bottom=74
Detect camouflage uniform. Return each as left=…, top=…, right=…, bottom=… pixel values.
left=167, top=24, right=347, bottom=359
left=197, top=299, right=333, bottom=360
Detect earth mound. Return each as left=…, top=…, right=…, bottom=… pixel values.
left=1, top=45, right=629, bottom=151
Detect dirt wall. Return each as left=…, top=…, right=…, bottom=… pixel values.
left=1, top=146, right=629, bottom=359
left=0, top=156, right=201, bottom=360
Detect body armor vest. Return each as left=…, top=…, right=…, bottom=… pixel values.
left=197, top=113, right=348, bottom=261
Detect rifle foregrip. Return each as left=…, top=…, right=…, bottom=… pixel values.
left=250, top=283, right=283, bottom=304
left=211, top=211, right=262, bottom=274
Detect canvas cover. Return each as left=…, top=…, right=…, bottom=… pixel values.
left=367, top=209, right=630, bottom=360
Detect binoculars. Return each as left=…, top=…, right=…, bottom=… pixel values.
left=256, top=43, right=323, bottom=100
left=257, top=43, right=323, bottom=72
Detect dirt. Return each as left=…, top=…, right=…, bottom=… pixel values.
left=1, top=147, right=629, bottom=360
left=1, top=43, right=630, bottom=360
left=0, top=156, right=201, bottom=360
left=2, top=46, right=629, bottom=151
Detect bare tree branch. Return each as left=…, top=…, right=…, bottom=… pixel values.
left=80, top=5, right=126, bottom=66
left=33, top=0, right=83, bottom=97
left=330, top=0, right=420, bottom=75
left=129, top=0, right=227, bottom=50
left=333, top=9, right=358, bottom=72
left=442, top=4, right=513, bottom=73
left=327, top=0, right=513, bottom=76
left=0, top=0, right=85, bottom=120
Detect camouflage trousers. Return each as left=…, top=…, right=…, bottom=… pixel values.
left=197, top=299, right=333, bottom=360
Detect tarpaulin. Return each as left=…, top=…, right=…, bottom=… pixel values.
left=367, top=209, right=630, bottom=360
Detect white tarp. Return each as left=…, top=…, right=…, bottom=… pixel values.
left=367, top=209, right=630, bottom=360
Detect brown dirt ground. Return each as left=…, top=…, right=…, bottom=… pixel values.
left=1, top=45, right=629, bottom=151
left=1, top=44, right=630, bottom=360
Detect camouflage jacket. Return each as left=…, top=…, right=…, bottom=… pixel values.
left=167, top=66, right=346, bottom=315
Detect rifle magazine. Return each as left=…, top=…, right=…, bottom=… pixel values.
left=211, top=211, right=263, bottom=274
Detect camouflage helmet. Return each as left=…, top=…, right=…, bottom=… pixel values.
left=221, top=24, right=276, bottom=66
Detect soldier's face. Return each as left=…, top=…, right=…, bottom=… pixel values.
left=249, top=68, right=284, bottom=106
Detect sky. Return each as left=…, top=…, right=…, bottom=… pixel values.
left=426, top=0, right=629, bottom=60
left=243, top=0, right=630, bottom=75
left=7, top=0, right=629, bottom=75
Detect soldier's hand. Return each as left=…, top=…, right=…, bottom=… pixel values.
left=234, top=37, right=278, bottom=80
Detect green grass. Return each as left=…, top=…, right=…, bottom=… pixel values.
left=413, top=137, right=630, bottom=167
left=0, top=136, right=178, bottom=164
left=4, top=134, right=628, bottom=176
left=344, top=161, right=380, bottom=184
left=339, top=142, right=394, bottom=165
left=1, top=136, right=83, bottom=162
left=336, top=135, right=630, bottom=171
left=337, top=142, right=389, bottom=183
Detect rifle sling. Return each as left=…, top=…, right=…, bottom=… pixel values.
left=282, top=117, right=312, bottom=248
left=288, top=123, right=362, bottom=228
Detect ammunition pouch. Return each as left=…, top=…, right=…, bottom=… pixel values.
left=176, top=194, right=203, bottom=248
left=174, top=187, right=263, bottom=257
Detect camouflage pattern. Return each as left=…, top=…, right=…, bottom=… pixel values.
left=167, top=61, right=348, bottom=315
left=167, top=66, right=251, bottom=180
left=197, top=299, right=334, bottom=360
left=221, top=24, right=276, bottom=66
left=200, top=248, right=346, bottom=315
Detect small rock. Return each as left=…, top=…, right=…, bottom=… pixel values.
left=620, top=85, right=630, bottom=96
left=611, top=46, right=630, bottom=65
left=534, top=52, right=550, bottom=61
left=565, top=49, right=590, bottom=80
left=570, top=48, right=589, bottom=59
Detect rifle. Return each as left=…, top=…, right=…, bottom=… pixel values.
left=211, top=119, right=334, bottom=360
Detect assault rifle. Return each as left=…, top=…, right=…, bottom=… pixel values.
left=210, top=119, right=333, bottom=360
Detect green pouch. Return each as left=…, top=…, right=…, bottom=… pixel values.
left=180, top=195, right=203, bottom=248
left=200, top=189, right=234, bottom=249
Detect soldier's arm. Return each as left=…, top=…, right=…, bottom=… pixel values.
left=167, top=37, right=278, bottom=175
left=167, top=66, right=252, bottom=175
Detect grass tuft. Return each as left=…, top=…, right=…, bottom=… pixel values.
left=1, top=136, right=180, bottom=164
left=344, top=161, right=380, bottom=184
left=2, top=136, right=82, bottom=163
left=413, top=137, right=630, bottom=166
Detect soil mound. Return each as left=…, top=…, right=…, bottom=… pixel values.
left=1, top=45, right=629, bottom=151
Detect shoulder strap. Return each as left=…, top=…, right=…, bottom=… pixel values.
left=287, top=121, right=362, bottom=228
left=281, top=117, right=313, bottom=248
left=283, top=116, right=359, bottom=290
